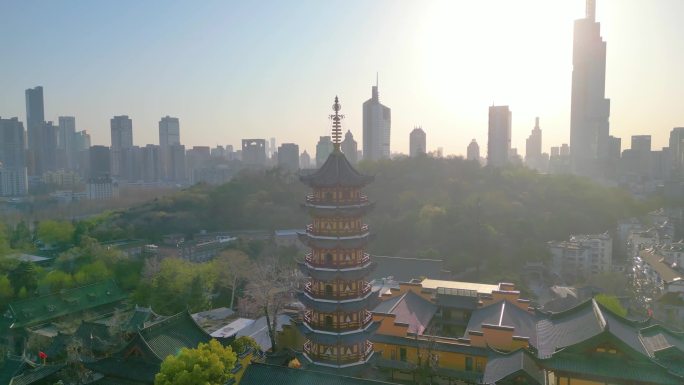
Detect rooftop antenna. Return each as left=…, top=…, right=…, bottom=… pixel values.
left=376, top=72, right=379, bottom=88
left=330, top=96, right=344, bottom=151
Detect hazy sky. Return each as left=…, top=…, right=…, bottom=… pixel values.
left=1, top=0, right=683, bottom=156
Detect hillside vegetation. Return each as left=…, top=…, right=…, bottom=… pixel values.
left=100, top=156, right=653, bottom=278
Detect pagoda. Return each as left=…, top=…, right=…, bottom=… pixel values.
left=297, top=96, right=379, bottom=368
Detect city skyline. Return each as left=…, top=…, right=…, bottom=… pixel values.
left=2, top=1, right=684, bottom=156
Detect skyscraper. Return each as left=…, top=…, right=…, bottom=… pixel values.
left=241, top=139, right=266, bottom=167
left=159, top=116, right=180, bottom=180
left=25, top=86, right=45, bottom=176
left=300, top=150, right=311, bottom=169
left=315, top=136, right=333, bottom=167
left=362, top=81, right=391, bottom=161
left=110, top=115, right=133, bottom=177
left=631, top=135, right=651, bottom=153
left=525, top=117, right=542, bottom=170
left=0, top=117, right=28, bottom=196
left=487, top=106, right=512, bottom=167
left=277, top=143, right=299, bottom=172
left=669, top=127, right=684, bottom=172
left=58, top=116, right=76, bottom=170
left=341, top=130, right=358, bottom=164
left=570, top=0, right=611, bottom=176
left=467, top=139, right=480, bottom=162
left=409, top=127, right=426, bottom=157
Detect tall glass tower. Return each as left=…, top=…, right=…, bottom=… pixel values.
left=570, top=0, right=610, bottom=176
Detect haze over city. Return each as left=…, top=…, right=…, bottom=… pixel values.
left=2, top=0, right=683, bottom=155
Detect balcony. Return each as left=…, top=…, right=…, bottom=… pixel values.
left=304, top=281, right=372, bottom=300
left=304, top=252, right=371, bottom=268
left=303, top=340, right=374, bottom=365
left=302, top=310, right=374, bottom=332
left=306, top=194, right=369, bottom=206
left=306, top=224, right=369, bottom=237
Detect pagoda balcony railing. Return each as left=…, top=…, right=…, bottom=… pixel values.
left=306, top=224, right=369, bottom=237
left=304, top=252, right=370, bottom=268
left=302, top=310, right=374, bottom=332
left=302, top=341, right=372, bottom=365
left=304, top=281, right=372, bottom=300
left=306, top=194, right=369, bottom=206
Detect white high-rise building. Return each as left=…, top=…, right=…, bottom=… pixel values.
left=487, top=106, right=511, bottom=167
left=159, top=116, right=180, bottom=180
left=362, top=81, right=391, bottom=161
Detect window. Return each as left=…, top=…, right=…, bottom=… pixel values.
left=399, top=348, right=407, bottom=362
left=325, top=315, right=333, bottom=328
left=465, top=357, right=473, bottom=371
left=325, top=253, right=333, bottom=264
left=325, top=192, right=333, bottom=201
left=325, top=285, right=333, bottom=296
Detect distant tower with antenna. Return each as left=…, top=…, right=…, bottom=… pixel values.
left=362, top=75, right=391, bottom=161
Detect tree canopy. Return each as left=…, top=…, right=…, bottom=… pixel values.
left=154, top=339, right=237, bottom=385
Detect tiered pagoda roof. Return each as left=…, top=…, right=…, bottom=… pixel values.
left=300, top=150, right=374, bottom=188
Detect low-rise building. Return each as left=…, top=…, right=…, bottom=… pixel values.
left=548, top=233, right=612, bottom=280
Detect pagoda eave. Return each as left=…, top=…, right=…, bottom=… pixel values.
left=297, top=233, right=373, bottom=249
left=303, top=202, right=375, bottom=217
left=296, top=291, right=380, bottom=313
left=296, top=321, right=381, bottom=345
left=297, top=261, right=376, bottom=281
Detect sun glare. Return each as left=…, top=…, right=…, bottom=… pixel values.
left=415, top=1, right=581, bottom=124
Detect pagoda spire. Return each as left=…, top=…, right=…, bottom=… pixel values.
left=330, top=96, right=344, bottom=151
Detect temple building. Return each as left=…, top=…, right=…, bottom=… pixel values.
left=296, top=96, right=380, bottom=368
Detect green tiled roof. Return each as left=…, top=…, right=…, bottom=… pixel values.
left=240, top=362, right=399, bottom=385
left=138, top=311, right=212, bottom=360
left=540, top=352, right=682, bottom=385
left=8, top=363, right=65, bottom=385
left=2, top=280, right=127, bottom=329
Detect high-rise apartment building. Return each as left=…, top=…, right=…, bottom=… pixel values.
left=669, top=127, right=684, bottom=172
left=277, top=143, right=299, bottom=172
left=141, top=144, right=161, bottom=182
left=409, top=127, right=426, bottom=157
left=570, top=0, right=611, bottom=176
left=631, top=135, right=652, bottom=153
left=0, top=117, right=28, bottom=196
left=169, top=144, right=187, bottom=182
left=241, top=139, right=266, bottom=167
left=341, top=130, right=358, bottom=164
left=89, top=145, right=111, bottom=179
left=362, top=82, right=391, bottom=161
left=487, top=106, right=512, bottom=167
left=57, top=116, right=77, bottom=170
left=110, top=115, right=133, bottom=177
left=467, top=139, right=480, bottom=162
left=315, top=136, right=333, bottom=167
left=159, top=116, right=180, bottom=180
left=25, top=86, right=46, bottom=175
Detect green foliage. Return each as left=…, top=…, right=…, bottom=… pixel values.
left=41, top=270, right=75, bottom=293
left=0, top=274, right=13, bottom=305
left=37, top=220, right=75, bottom=248
left=154, top=339, right=237, bottom=385
left=595, top=294, right=628, bottom=317
left=9, top=221, right=33, bottom=251
left=230, top=336, right=259, bottom=355
left=9, top=261, right=38, bottom=294
left=140, top=258, right=217, bottom=314
left=0, top=224, right=10, bottom=257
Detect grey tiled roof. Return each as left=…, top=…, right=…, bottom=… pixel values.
left=372, top=291, right=437, bottom=335
left=240, top=362, right=399, bottom=385
left=482, top=349, right=543, bottom=385
left=465, top=300, right=538, bottom=346
left=300, top=150, right=374, bottom=188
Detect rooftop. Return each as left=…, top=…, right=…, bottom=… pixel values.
left=300, top=150, right=374, bottom=188
left=420, top=279, right=499, bottom=295
left=372, top=290, right=437, bottom=335
left=641, top=250, right=682, bottom=283
left=240, top=362, right=400, bottom=385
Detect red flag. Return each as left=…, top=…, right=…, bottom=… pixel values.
left=647, top=308, right=653, bottom=318
left=38, top=351, right=47, bottom=360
